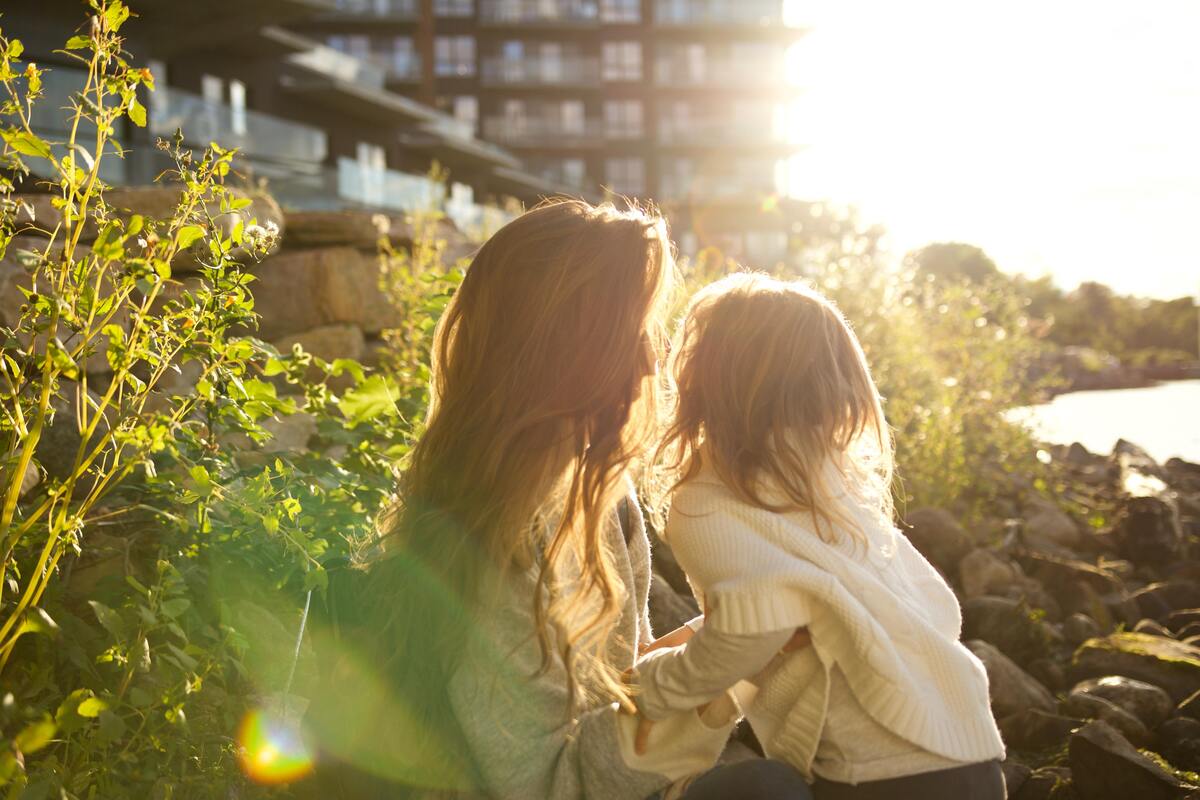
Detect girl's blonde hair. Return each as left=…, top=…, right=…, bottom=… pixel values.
left=382, top=197, right=673, bottom=712
left=656, top=271, right=894, bottom=542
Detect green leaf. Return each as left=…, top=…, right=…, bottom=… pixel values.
left=13, top=718, right=55, bottom=754
left=161, top=598, right=190, bottom=619
left=104, top=1, right=131, bottom=32
left=77, top=696, right=108, bottom=718
left=97, top=709, right=126, bottom=744
left=88, top=600, right=125, bottom=639
left=128, top=98, right=147, bottom=127
left=339, top=374, right=399, bottom=425
left=65, top=35, right=92, bottom=50
left=176, top=224, right=206, bottom=249
left=5, top=130, right=53, bottom=159
left=18, top=607, right=59, bottom=639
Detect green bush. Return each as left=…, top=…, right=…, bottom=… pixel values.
left=0, top=5, right=457, bottom=796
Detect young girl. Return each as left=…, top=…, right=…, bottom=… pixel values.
left=633, top=273, right=1006, bottom=799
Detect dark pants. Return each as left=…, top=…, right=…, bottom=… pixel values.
left=811, top=760, right=1006, bottom=800
left=649, top=759, right=813, bottom=800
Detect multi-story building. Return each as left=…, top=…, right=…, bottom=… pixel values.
left=5, top=0, right=578, bottom=234
left=289, top=0, right=805, bottom=264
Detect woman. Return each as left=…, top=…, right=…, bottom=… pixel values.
left=305, top=199, right=811, bottom=799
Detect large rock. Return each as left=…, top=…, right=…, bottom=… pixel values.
left=962, top=596, right=1053, bottom=664
left=1069, top=675, right=1172, bottom=728
left=1064, top=613, right=1104, bottom=647
left=1131, top=582, right=1200, bottom=622
left=250, top=247, right=400, bottom=341
left=1012, top=767, right=1072, bottom=800
left=966, top=639, right=1057, bottom=718
left=273, top=324, right=366, bottom=367
left=1062, top=690, right=1151, bottom=744
left=1068, top=720, right=1194, bottom=800
left=282, top=209, right=414, bottom=250
left=901, top=507, right=973, bottom=575
left=1159, top=717, right=1200, bottom=774
left=1023, top=497, right=1084, bottom=551
left=1072, top=633, right=1200, bottom=702
left=1115, top=496, right=1184, bottom=567
left=998, top=707, right=1084, bottom=751
left=958, top=548, right=1024, bottom=599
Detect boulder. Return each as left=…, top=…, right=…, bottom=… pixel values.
left=1158, top=717, right=1200, bottom=773
left=249, top=247, right=401, bottom=341
left=1023, top=497, right=1084, bottom=551
left=1168, top=610, right=1200, bottom=634
left=1011, top=767, right=1072, bottom=800
left=649, top=535, right=693, bottom=599
left=1115, top=496, right=1185, bottom=567
left=901, top=507, right=973, bottom=575
left=1131, top=583, right=1200, bottom=622
left=958, top=548, right=1024, bottom=599
left=966, top=639, right=1057, bottom=718
left=1002, top=759, right=1033, bottom=796
left=1072, top=633, right=1200, bottom=702
left=647, top=573, right=699, bottom=636
left=282, top=210, right=414, bottom=250
left=273, top=324, right=366, bottom=364
left=1069, top=675, right=1172, bottom=729
left=962, top=596, right=1053, bottom=665
left=1180, top=689, right=1200, bottom=720
left=1069, top=720, right=1194, bottom=800
left=1064, top=613, right=1103, bottom=647
left=1062, top=690, right=1151, bottom=745
left=999, top=707, right=1085, bottom=751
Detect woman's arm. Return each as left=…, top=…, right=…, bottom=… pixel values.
left=448, top=600, right=732, bottom=800
left=634, top=624, right=796, bottom=722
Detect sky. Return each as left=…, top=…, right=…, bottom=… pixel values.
left=781, top=0, right=1200, bottom=299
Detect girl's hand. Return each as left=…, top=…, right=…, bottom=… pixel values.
left=637, top=623, right=696, bottom=657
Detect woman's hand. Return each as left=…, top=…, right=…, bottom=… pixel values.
left=638, top=623, right=696, bottom=657
left=624, top=626, right=810, bottom=755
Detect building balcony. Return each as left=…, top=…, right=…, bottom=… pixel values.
left=482, top=117, right=605, bottom=146
left=481, top=57, right=601, bottom=87
left=149, top=86, right=328, bottom=168
left=335, top=157, right=438, bottom=210
left=653, top=0, right=792, bottom=29
left=319, top=0, right=419, bottom=21
left=657, top=120, right=784, bottom=148
left=654, top=61, right=789, bottom=89
left=479, top=0, right=600, bottom=27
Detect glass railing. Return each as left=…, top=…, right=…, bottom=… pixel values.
left=289, top=44, right=388, bottom=91
left=482, top=117, right=604, bottom=145
left=26, top=67, right=128, bottom=184
left=479, top=0, right=600, bottom=25
left=324, top=0, right=419, bottom=19
left=336, top=157, right=439, bottom=211
left=530, top=162, right=592, bottom=189
left=657, top=118, right=779, bottom=146
left=149, top=87, right=328, bottom=166
left=654, top=59, right=786, bottom=87
left=653, top=0, right=789, bottom=27
left=481, top=57, right=600, bottom=86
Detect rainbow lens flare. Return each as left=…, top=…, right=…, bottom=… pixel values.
left=237, top=709, right=314, bottom=785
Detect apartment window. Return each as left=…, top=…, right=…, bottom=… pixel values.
left=605, top=157, right=645, bottom=195
left=452, top=96, right=478, bottom=131
left=602, top=41, right=641, bottom=81
left=435, top=35, right=476, bottom=76
left=540, top=43, right=564, bottom=82
left=603, top=99, right=642, bottom=138
left=560, top=100, right=585, bottom=135
left=389, top=37, right=417, bottom=76
left=601, top=0, right=640, bottom=22
left=434, top=0, right=473, bottom=15
left=200, top=74, right=224, bottom=105
left=356, top=141, right=386, bottom=170
left=331, top=34, right=371, bottom=61
left=659, top=100, right=692, bottom=141
left=661, top=157, right=693, bottom=197
left=561, top=158, right=586, bottom=187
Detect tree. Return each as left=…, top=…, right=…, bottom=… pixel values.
left=909, top=242, right=1001, bottom=284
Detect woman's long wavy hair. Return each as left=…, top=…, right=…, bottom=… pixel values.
left=655, top=272, right=894, bottom=543
left=382, top=197, right=674, bottom=707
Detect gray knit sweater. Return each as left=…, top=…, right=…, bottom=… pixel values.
left=444, top=494, right=682, bottom=800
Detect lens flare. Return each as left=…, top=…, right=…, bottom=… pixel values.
left=237, top=709, right=313, bottom=785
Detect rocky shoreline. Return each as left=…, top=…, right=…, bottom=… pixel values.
left=647, top=439, right=1200, bottom=799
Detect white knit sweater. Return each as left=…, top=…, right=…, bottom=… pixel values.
left=659, top=464, right=1005, bottom=778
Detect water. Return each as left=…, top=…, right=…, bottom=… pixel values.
left=1011, top=379, right=1200, bottom=464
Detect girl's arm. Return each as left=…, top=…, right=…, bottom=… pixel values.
left=633, top=624, right=796, bottom=722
